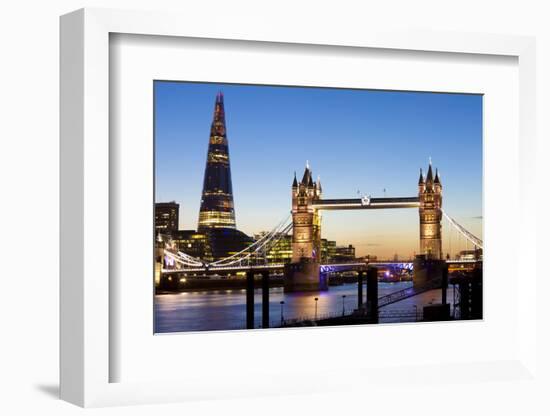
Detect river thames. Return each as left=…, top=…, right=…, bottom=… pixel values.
left=155, top=282, right=456, bottom=333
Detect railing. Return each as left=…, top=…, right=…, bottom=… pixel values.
left=377, top=278, right=442, bottom=309
left=378, top=309, right=423, bottom=320
left=203, top=307, right=426, bottom=330
left=274, top=307, right=424, bottom=328
left=279, top=310, right=352, bottom=326
left=162, top=263, right=286, bottom=273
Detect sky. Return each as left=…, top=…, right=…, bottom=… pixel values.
left=155, top=81, right=483, bottom=258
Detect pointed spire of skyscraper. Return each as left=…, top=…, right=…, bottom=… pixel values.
left=213, top=91, right=225, bottom=127
left=292, top=171, right=298, bottom=188
left=215, top=91, right=224, bottom=108
left=434, top=168, right=441, bottom=184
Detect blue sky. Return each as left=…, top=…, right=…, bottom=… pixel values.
left=155, top=81, right=482, bottom=258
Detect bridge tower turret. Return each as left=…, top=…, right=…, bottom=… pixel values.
left=418, top=168, right=425, bottom=193
left=418, top=161, right=443, bottom=259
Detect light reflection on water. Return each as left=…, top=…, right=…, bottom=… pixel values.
left=154, top=282, right=455, bottom=333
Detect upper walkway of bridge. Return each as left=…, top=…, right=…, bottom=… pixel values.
left=312, top=196, right=420, bottom=210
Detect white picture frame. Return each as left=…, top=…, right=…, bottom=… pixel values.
left=60, top=8, right=537, bottom=407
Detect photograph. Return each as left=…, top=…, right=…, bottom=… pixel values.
left=153, top=81, right=483, bottom=333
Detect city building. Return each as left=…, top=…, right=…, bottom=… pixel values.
left=459, top=248, right=483, bottom=261
left=155, top=201, right=179, bottom=234
left=255, top=233, right=353, bottom=265
left=265, top=234, right=293, bottom=264
left=197, top=92, right=237, bottom=231
left=170, top=230, right=213, bottom=262
left=194, top=93, right=253, bottom=258
left=320, top=239, right=337, bottom=263
left=333, top=244, right=356, bottom=262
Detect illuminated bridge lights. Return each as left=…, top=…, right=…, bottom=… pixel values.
left=160, top=202, right=482, bottom=274
left=370, top=262, right=414, bottom=271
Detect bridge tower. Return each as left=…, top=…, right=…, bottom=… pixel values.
left=418, top=161, right=443, bottom=259
left=285, top=163, right=325, bottom=292
left=291, top=163, right=322, bottom=262
left=415, top=161, right=445, bottom=288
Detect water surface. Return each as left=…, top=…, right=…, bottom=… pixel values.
left=155, top=282, right=456, bottom=333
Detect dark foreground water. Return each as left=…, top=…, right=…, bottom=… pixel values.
left=155, top=282, right=457, bottom=333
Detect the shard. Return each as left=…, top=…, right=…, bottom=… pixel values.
left=197, top=92, right=237, bottom=232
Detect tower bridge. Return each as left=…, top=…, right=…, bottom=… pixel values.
left=159, top=160, right=481, bottom=293
left=286, top=161, right=445, bottom=291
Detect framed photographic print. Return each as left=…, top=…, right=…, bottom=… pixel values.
left=60, top=8, right=537, bottom=407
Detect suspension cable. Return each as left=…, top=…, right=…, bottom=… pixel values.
left=164, top=213, right=292, bottom=268
left=215, top=222, right=293, bottom=266
left=441, top=209, right=483, bottom=249
left=211, top=214, right=291, bottom=265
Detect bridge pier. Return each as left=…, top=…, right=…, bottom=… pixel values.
left=245, top=270, right=272, bottom=329
left=284, top=259, right=325, bottom=292
left=366, top=267, right=379, bottom=323
left=441, top=265, right=448, bottom=305
left=261, top=271, right=270, bottom=328
left=451, top=265, right=482, bottom=320
left=246, top=271, right=254, bottom=329
left=413, top=255, right=446, bottom=288
left=357, top=270, right=364, bottom=308
left=159, top=274, right=179, bottom=291
left=420, top=264, right=450, bottom=322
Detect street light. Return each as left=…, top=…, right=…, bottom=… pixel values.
left=279, top=300, right=285, bottom=326
left=341, top=294, right=347, bottom=316
left=314, top=297, right=319, bottom=320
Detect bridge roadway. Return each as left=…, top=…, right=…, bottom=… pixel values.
left=370, top=259, right=480, bottom=267
left=161, top=262, right=368, bottom=274
left=162, top=259, right=479, bottom=275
